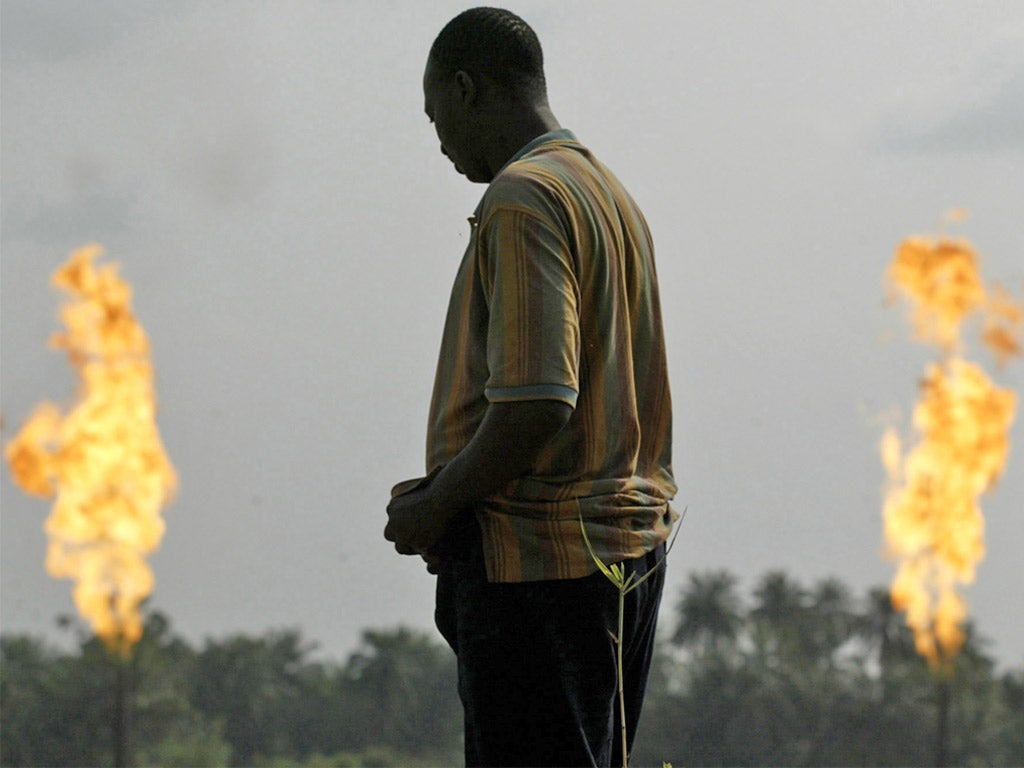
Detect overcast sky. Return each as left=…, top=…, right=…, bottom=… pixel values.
left=2, top=0, right=1022, bottom=669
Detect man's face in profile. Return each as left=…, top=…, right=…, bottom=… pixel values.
left=422, top=58, right=489, bottom=183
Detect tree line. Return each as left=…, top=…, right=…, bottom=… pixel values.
left=2, top=569, right=1022, bottom=767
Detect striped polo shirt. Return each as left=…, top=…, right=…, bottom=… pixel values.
left=426, top=129, right=678, bottom=582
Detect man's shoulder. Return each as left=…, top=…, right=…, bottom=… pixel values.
left=480, top=141, right=593, bottom=220
left=479, top=163, right=561, bottom=222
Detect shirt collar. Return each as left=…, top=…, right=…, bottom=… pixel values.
left=502, top=128, right=578, bottom=170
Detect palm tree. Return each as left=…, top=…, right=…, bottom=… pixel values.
left=671, top=570, right=744, bottom=659
left=856, top=587, right=916, bottom=674
left=808, top=577, right=856, bottom=665
left=748, top=570, right=813, bottom=666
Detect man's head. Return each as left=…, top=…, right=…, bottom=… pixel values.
left=429, top=7, right=546, bottom=101
left=423, top=7, right=551, bottom=183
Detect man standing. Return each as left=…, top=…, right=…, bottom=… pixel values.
left=385, top=7, right=677, bottom=767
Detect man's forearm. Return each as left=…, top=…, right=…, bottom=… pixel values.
left=430, top=399, right=573, bottom=517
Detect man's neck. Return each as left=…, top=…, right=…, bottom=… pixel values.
left=483, top=105, right=562, bottom=181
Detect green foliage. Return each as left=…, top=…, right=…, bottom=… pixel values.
left=338, top=628, right=461, bottom=758
left=632, top=569, right=1024, bottom=768
left=252, top=745, right=455, bottom=767
left=135, top=729, right=232, bottom=768
left=190, top=629, right=313, bottom=762
left=186, top=625, right=461, bottom=766
left=2, top=573, right=1022, bottom=767
left=1, top=633, right=109, bottom=766
left=1, top=616, right=459, bottom=767
left=1, top=613, right=233, bottom=768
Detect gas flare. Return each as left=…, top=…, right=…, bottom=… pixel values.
left=882, top=230, right=1021, bottom=671
left=5, top=244, right=176, bottom=656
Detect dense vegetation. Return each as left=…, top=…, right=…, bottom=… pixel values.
left=2, top=570, right=1022, bottom=767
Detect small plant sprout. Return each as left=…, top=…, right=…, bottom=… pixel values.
left=580, top=508, right=684, bottom=768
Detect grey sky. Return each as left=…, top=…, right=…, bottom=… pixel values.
left=2, top=0, right=1022, bottom=668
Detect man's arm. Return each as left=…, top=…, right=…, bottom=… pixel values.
left=384, top=398, right=572, bottom=556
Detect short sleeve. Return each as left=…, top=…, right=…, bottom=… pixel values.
left=478, top=205, right=580, bottom=408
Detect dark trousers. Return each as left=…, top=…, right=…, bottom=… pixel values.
left=435, top=517, right=666, bottom=768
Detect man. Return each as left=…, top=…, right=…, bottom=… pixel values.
left=385, top=7, right=678, bottom=767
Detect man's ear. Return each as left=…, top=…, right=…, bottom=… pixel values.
left=454, top=70, right=477, bottom=106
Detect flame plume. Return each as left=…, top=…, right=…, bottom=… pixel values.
left=882, top=230, right=1021, bottom=671
left=5, top=244, right=177, bottom=656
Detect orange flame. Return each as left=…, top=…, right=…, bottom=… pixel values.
left=882, top=230, right=1021, bottom=671
left=5, top=244, right=177, bottom=656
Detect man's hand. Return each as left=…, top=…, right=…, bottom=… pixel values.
left=384, top=486, right=452, bottom=556
left=384, top=399, right=572, bottom=565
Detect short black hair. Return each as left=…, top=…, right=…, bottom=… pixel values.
left=429, top=7, right=546, bottom=98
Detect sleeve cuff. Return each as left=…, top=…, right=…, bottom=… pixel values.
left=485, top=384, right=579, bottom=407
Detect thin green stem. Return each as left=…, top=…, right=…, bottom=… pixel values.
left=579, top=509, right=685, bottom=768
left=618, top=583, right=628, bottom=768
